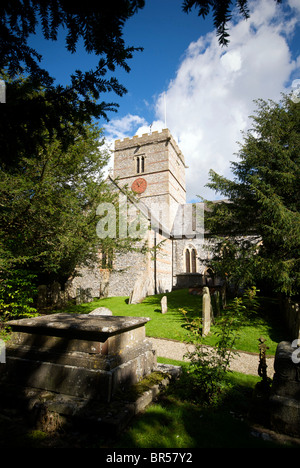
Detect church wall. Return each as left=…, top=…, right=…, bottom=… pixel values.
left=167, top=139, right=186, bottom=200
left=114, top=129, right=187, bottom=237
left=65, top=261, right=103, bottom=299
left=104, top=247, right=148, bottom=297
left=149, top=232, right=173, bottom=293
left=172, top=238, right=212, bottom=284
left=100, top=229, right=174, bottom=298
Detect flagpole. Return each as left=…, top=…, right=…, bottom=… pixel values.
left=164, top=92, right=167, bottom=128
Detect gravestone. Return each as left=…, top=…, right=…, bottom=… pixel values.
left=270, top=341, right=300, bottom=437
left=161, top=296, right=167, bottom=314
left=129, top=274, right=154, bottom=304
left=221, top=284, right=226, bottom=308
left=89, top=307, right=112, bottom=316
left=37, top=285, right=48, bottom=309
left=202, top=286, right=212, bottom=336
left=211, top=290, right=221, bottom=316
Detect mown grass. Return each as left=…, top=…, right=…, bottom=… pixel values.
left=109, top=359, right=298, bottom=449
left=112, top=368, right=276, bottom=449
left=62, top=289, right=286, bottom=355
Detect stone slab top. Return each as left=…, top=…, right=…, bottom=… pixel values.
left=6, top=313, right=151, bottom=341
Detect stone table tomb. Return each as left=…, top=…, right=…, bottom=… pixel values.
left=0, top=313, right=157, bottom=403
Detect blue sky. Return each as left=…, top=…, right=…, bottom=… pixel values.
left=106, top=0, right=213, bottom=123
left=29, top=0, right=300, bottom=201
left=28, top=0, right=211, bottom=122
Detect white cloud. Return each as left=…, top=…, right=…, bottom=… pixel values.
left=104, top=0, right=300, bottom=201
left=102, top=114, right=148, bottom=176
left=104, top=114, right=148, bottom=141
left=155, top=0, right=300, bottom=201
left=289, top=0, right=300, bottom=14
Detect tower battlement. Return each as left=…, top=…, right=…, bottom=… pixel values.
left=114, top=128, right=185, bottom=165
left=115, top=128, right=170, bottom=145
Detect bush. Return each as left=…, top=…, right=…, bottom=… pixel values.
left=0, top=269, right=38, bottom=323
left=180, top=287, right=259, bottom=406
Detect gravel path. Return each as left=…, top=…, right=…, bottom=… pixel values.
left=150, top=337, right=275, bottom=377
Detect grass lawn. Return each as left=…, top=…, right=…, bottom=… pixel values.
left=112, top=367, right=281, bottom=449
left=62, top=288, right=286, bottom=355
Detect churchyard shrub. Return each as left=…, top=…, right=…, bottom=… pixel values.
left=180, top=287, right=259, bottom=405
left=0, top=269, right=38, bottom=324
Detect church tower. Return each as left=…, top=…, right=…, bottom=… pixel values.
left=113, top=129, right=186, bottom=231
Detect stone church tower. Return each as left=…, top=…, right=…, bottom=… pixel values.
left=113, top=128, right=186, bottom=231
left=109, top=129, right=187, bottom=299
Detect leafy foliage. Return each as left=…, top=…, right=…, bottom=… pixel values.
left=180, top=287, right=261, bottom=405
left=205, top=95, right=300, bottom=297
left=0, top=108, right=142, bottom=323
left=0, top=269, right=38, bottom=322
left=182, top=0, right=281, bottom=46
left=0, top=1, right=145, bottom=167
left=0, top=0, right=145, bottom=79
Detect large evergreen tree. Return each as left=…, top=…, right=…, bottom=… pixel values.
left=0, top=79, right=143, bottom=319
left=1, top=121, right=106, bottom=282
left=0, top=2, right=146, bottom=318
left=205, top=95, right=300, bottom=298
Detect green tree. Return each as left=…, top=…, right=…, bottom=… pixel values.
left=0, top=109, right=139, bottom=321
left=0, top=2, right=147, bottom=320
left=205, top=95, right=300, bottom=298
left=0, top=0, right=145, bottom=167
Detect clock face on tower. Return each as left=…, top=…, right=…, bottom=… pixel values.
left=131, top=177, right=147, bottom=194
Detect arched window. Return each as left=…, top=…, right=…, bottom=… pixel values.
left=136, top=156, right=145, bottom=174
left=185, top=249, right=190, bottom=273
left=191, top=249, right=197, bottom=273
left=185, top=247, right=197, bottom=273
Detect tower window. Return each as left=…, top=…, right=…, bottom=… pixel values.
left=136, top=155, right=145, bottom=174
left=192, top=204, right=196, bottom=232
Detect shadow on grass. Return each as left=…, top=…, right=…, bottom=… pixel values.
left=1, top=367, right=296, bottom=448
left=112, top=370, right=286, bottom=449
